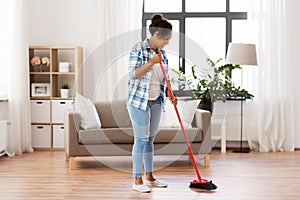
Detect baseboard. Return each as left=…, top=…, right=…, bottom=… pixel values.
left=212, top=143, right=300, bottom=151
left=212, top=140, right=249, bottom=148
left=33, top=148, right=65, bottom=151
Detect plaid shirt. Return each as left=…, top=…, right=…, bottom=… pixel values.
left=127, top=39, right=169, bottom=111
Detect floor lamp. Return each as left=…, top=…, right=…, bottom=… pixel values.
left=225, top=43, right=258, bottom=153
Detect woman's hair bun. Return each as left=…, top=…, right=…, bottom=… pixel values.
left=151, top=14, right=163, bottom=24
left=149, top=13, right=172, bottom=37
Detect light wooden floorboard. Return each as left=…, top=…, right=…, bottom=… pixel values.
left=0, top=150, right=300, bottom=200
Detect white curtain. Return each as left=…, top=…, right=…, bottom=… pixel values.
left=2, top=0, right=33, bottom=156
left=247, top=0, right=295, bottom=152
left=286, top=0, right=300, bottom=148
left=88, top=0, right=143, bottom=101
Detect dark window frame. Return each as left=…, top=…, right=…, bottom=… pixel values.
left=142, top=0, right=247, bottom=73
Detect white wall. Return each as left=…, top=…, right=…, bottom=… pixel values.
left=28, top=0, right=141, bottom=101
left=28, top=0, right=100, bottom=57
left=28, top=0, right=107, bottom=101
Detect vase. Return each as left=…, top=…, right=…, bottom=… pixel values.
left=198, top=103, right=214, bottom=113
left=60, top=89, right=69, bottom=98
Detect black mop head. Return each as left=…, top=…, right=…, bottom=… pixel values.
left=189, top=179, right=217, bottom=190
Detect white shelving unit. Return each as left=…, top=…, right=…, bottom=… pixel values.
left=29, top=46, right=83, bottom=149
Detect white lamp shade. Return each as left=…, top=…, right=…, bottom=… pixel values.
left=226, top=43, right=258, bottom=65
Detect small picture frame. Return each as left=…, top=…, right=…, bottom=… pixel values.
left=59, top=62, right=70, bottom=72
left=31, top=83, right=51, bottom=97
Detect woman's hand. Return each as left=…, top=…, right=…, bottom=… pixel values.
left=167, top=82, right=177, bottom=106
left=170, top=96, right=178, bottom=106
left=149, top=53, right=162, bottom=64
left=168, top=89, right=178, bottom=106
left=134, top=53, right=162, bottom=79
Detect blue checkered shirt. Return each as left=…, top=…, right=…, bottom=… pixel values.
left=127, top=39, right=169, bottom=111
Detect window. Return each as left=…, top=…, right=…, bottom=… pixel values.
left=142, top=0, right=248, bottom=77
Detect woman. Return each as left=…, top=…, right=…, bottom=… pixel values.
left=127, top=14, right=178, bottom=193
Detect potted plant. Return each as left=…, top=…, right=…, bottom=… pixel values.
left=192, top=58, right=227, bottom=112
left=172, top=58, right=254, bottom=112
left=30, top=56, right=50, bottom=72
left=60, top=83, right=70, bottom=98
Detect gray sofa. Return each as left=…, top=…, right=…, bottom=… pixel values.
left=64, top=99, right=212, bottom=169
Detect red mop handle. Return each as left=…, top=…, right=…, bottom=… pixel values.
left=159, top=62, right=202, bottom=181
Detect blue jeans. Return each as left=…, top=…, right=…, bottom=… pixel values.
left=127, top=96, right=163, bottom=178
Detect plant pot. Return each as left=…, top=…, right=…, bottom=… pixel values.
left=198, top=103, right=213, bottom=113
left=60, top=89, right=69, bottom=98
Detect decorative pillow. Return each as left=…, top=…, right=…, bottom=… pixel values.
left=74, top=93, right=101, bottom=129
left=159, top=99, right=199, bottom=128
left=179, top=100, right=200, bottom=128
left=159, top=99, right=179, bottom=128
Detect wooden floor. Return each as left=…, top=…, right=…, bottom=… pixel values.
left=1, top=150, right=300, bottom=200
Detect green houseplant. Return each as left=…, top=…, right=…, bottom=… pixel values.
left=61, top=83, right=70, bottom=89
left=172, top=58, right=254, bottom=112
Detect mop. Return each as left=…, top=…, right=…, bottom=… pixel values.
left=158, top=58, right=217, bottom=191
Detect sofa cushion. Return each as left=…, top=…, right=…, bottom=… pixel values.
left=78, top=127, right=202, bottom=145
left=159, top=99, right=200, bottom=128
left=180, top=100, right=200, bottom=128
left=159, top=99, right=178, bottom=128
left=74, top=93, right=101, bottom=130
left=94, top=99, right=132, bottom=128
left=155, top=127, right=202, bottom=143
left=79, top=128, right=134, bottom=144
